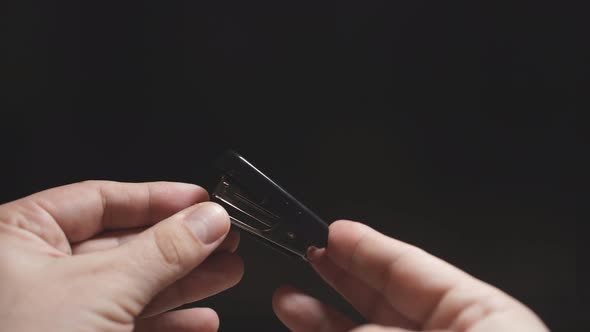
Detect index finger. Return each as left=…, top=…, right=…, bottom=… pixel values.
left=0, top=181, right=208, bottom=250
left=322, top=220, right=482, bottom=324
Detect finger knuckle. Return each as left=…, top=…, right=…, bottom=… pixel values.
left=153, top=225, right=191, bottom=269
left=80, top=179, right=110, bottom=187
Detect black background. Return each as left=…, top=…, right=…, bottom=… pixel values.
left=1, top=0, right=581, bottom=331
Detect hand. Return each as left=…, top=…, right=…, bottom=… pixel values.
left=273, top=220, right=548, bottom=332
left=0, top=181, right=243, bottom=332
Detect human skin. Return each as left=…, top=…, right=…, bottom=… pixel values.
left=0, top=180, right=551, bottom=332
left=0, top=181, right=244, bottom=332
left=272, top=220, right=550, bottom=332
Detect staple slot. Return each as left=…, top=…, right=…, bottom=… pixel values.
left=215, top=179, right=280, bottom=228
left=232, top=192, right=280, bottom=224
left=213, top=193, right=274, bottom=231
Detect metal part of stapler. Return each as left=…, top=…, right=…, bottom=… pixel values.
left=211, top=151, right=328, bottom=261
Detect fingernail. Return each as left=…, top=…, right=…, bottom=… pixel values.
left=306, top=246, right=325, bottom=262
left=185, top=202, right=228, bottom=244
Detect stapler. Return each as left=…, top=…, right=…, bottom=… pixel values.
left=211, top=151, right=329, bottom=261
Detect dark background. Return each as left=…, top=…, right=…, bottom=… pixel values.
left=2, top=0, right=581, bottom=331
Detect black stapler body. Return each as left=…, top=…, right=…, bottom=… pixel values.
left=211, top=151, right=329, bottom=261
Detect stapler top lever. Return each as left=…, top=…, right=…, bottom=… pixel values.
left=211, top=151, right=329, bottom=261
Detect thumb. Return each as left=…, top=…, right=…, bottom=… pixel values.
left=104, top=201, right=230, bottom=304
